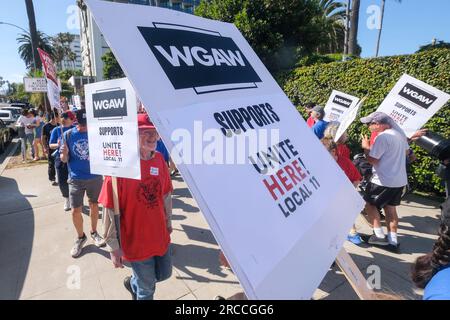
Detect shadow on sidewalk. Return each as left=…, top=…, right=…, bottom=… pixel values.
left=171, top=243, right=237, bottom=284
left=0, top=175, right=34, bottom=300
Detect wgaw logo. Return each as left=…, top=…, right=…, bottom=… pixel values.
left=92, top=89, right=127, bottom=118
left=333, top=95, right=353, bottom=108
left=398, top=83, right=437, bottom=109
left=138, top=24, right=262, bottom=94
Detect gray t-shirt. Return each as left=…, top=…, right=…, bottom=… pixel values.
left=370, top=128, right=409, bottom=188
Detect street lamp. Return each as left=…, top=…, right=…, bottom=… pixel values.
left=0, top=21, right=37, bottom=70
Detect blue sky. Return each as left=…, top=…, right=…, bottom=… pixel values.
left=0, top=0, right=449, bottom=84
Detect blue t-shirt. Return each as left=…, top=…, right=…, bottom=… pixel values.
left=49, top=126, right=74, bottom=160
left=312, top=120, right=329, bottom=139
left=64, top=126, right=98, bottom=180
left=424, top=265, right=450, bottom=300
left=156, top=139, right=169, bottom=162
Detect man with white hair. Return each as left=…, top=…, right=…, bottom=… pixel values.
left=360, top=111, right=409, bottom=250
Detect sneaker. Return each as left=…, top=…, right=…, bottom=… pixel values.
left=70, top=234, right=87, bottom=258
left=214, top=295, right=226, bottom=300
left=368, top=234, right=389, bottom=246
left=123, top=276, right=136, bottom=300
left=91, top=231, right=106, bottom=247
left=64, top=197, right=71, bottom=211
left=347, top=233, right=363, bottom=245
left=51, top=181, right=59, bottom=186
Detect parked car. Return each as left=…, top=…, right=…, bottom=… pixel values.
left=0, top=105, right=22, bottom=121
left=0, top=109, right=17, bottom=134
left=0, top=119, right=11, bottom=154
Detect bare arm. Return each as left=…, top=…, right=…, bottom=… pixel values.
left=60, top=140, right=69, bottom=163
left=164, top=192, right=173, bottom=233
left=102, top=207, right=121, bottom=252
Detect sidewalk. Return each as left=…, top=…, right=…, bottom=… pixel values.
left=0, top=163, right=442, bottom=300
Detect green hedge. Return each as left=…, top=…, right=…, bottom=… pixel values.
left=281, top=48, right=450, bottom=195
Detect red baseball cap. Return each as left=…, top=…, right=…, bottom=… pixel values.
left=62, top=110, right=75, bottom=121
left=137, top=113, right=155, bottom=130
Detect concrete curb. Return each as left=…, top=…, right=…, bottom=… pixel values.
left=0, top=138, right=20, bottom=176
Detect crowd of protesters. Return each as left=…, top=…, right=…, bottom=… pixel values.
left=13, top=99, right=449, bottom=300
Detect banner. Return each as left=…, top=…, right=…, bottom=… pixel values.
left=85, top=0, right=364, bottom=299
left=73, top=95, right=82, bottom=109
left=37, top=48, right=61, bottom=111
left=324, top=90, right=360, bottom=123
left=23, top=77, right=47, bottom=92
left=334, top=97, right=365, bottom=143
left=377, top=74, right=450, bottom=138
left=85, top=78, right=141, bottom=180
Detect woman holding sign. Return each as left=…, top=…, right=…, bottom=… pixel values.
left=99, top=113, right=173, bottom=300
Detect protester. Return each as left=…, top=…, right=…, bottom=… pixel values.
left=99, top=113, right=173, bottom=300
left=323, top=121, right=351, bottom=159
left=311, top=105, right=328, bottom=139
left=412, top=198, right=450, bottom=300
left=322, top=137, right=363, bottom=244
left=49, top=110, right=75, bottom=211
left=360, top=112, right=409, bottom=250
left=41, top=110, right=60, bottom=186
left=30, top=109, right=44, bottom=161
left=15, top=109, right=36, bottom=162
left=304, top=102, right=316, bottom=128
left=60, top=109, right=105, bottom=258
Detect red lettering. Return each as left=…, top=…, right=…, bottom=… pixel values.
left=292, top=160, right=307, bottom=179
left=263, top=175, right=285, bottom=201
left=276, top=168, right=293, bottom=192
left=285, top=164, right=302, bottom=186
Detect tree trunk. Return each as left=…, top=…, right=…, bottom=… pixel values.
left=24, top=0, right=41, bottom=70
left=375, top=0, right=386, bottom=57
left=348, top=0, right=360, bottom=55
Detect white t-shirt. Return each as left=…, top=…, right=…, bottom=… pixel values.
left=16, top=115, right=35, bottom=135
left=370, top=128, right=409, bottom=188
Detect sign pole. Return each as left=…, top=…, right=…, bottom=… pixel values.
left=335, top=249, right=375, bottom=300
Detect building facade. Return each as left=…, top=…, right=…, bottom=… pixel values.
left=60, top=34, right=83, bottom=71
left=78, top=0, right=200, bottom=81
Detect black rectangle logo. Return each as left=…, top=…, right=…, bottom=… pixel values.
left=138, top=25, right=262, bottom=92
left=398, top=83, right=437, bottom=109
left=92, top=89, right=127, bottom=118
left=332, top=95, right=353, bottom=108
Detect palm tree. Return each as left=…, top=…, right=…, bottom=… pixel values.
left=17, top=31, right=54, bottom=70
left=24, top=0, right=40, bottom=70
left=348, top=0, right=360, bottom=55
left=316, top=0, right=346, bottom=54
left=375, top=0, right=402, bottom=57
left=51, top=32, right=76, bottom=69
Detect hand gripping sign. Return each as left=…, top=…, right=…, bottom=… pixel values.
left=377, top=74, right=450, bottom=138
left=85, top=0, right=365, bottom=299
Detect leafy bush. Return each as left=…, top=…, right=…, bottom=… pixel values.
left=281, top=48, right=450, bottom=195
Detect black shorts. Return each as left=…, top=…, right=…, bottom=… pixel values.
left=363, top=182, right=403, bottom=208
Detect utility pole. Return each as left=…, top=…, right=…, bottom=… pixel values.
left=374, top=0, right=386, bottom=57
left=343, top=0, right=351, bottom=61
left=24, top=0, right=40, bottom=70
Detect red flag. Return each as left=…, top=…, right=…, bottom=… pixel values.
left=37, top=48, right=58, bottom=85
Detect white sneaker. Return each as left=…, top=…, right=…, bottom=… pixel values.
left=91, top=231, right=106, bottom=247
left=64, top=197, right=71, bottom=211
left=70, top=234, right=87, bottom=258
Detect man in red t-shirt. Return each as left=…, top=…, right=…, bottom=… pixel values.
left=99, top=113, right=173, bottom=300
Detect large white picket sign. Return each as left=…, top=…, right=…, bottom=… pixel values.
left=324, top=90, right=360, bottom=123
left=85, top=78, right=141, bottom=180
left=334, top=97, right=365, bottom=143
left=377, top=74, right=450, bottom=138
left=85, top=0, right=364, bottom=299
